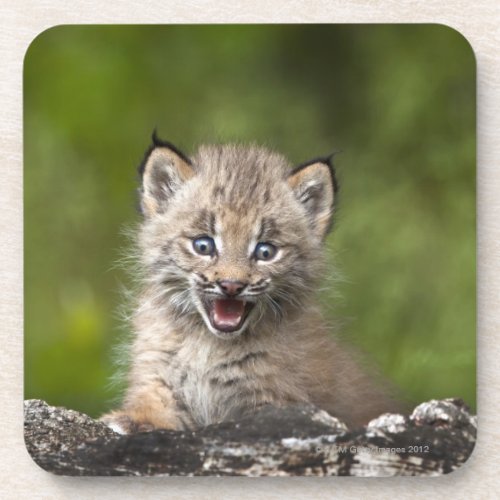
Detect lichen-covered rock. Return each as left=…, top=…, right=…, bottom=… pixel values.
left=24, top=398, right=476, bottom=476
left=410, top=398, right=477, bottom=428
left=367, top=413, right=407, bottom=434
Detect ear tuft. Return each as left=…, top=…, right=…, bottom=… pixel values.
left=139, top=134, right=194, bottom=216
left=152, top=128, right=162, bottom=147
left=287, top=156, right=338, bottom=240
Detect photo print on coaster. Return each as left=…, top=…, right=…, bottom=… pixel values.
left=23, top=24, right=476, bottom=476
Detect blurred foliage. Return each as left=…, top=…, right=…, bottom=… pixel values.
left=24, top=25, right=475, bottom=417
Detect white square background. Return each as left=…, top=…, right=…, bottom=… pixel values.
left=1, top=1, right=498, bottom=497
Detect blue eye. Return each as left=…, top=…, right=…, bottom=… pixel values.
left=193, top=236, right=215, bottom=256
left=254, top=242, right=277, bottom=261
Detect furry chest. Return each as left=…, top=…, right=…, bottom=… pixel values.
left=178, top=365, right=245, bottom=426
left=174, top=349, right=273, bottom=427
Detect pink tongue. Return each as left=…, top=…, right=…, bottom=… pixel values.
left=212, top=299, right=245, bottom=330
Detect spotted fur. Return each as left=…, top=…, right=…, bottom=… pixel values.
left=100, top=138, right=399, bottom=433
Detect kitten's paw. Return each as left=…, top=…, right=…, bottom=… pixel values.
left=99, top=411, right=154, bottom=434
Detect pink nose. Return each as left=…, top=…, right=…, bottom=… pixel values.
left=217, top=280, right=247, bottom=297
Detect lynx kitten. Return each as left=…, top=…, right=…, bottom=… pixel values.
left=101, top=134, right=398, bottom=433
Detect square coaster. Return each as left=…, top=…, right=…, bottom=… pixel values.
left=24, top=24, right=476, bottom=476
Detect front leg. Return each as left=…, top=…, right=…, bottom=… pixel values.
left=100, top=378, right=191, bottom=434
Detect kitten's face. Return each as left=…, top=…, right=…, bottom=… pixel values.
left=139, top=141, right=336, bottom=339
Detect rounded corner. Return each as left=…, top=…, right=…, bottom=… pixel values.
left=437, top=430, right=477, bottom=477
left=23, top=432, right=63, bottom=476
left=428, top=23, right=477, bottom=70
left=23, top=24, right=70, bottom=72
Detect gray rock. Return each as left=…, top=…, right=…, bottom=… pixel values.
left=24, top=398, right=476, bottom=476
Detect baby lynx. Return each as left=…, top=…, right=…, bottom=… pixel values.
left=101, top=134, right=397, bottom=434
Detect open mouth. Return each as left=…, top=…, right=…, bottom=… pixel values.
left=202, top=297, right=255, bottom=333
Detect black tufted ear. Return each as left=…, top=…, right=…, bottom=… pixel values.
left=287, top=157, right=338, bottom=240
left=139, top=133, right=194, bottom=216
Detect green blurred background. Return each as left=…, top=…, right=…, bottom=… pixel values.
left=24, top=25, right=475, bottom=418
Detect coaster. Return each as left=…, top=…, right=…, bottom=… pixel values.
left=24, top=24, right=476, bottom=476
